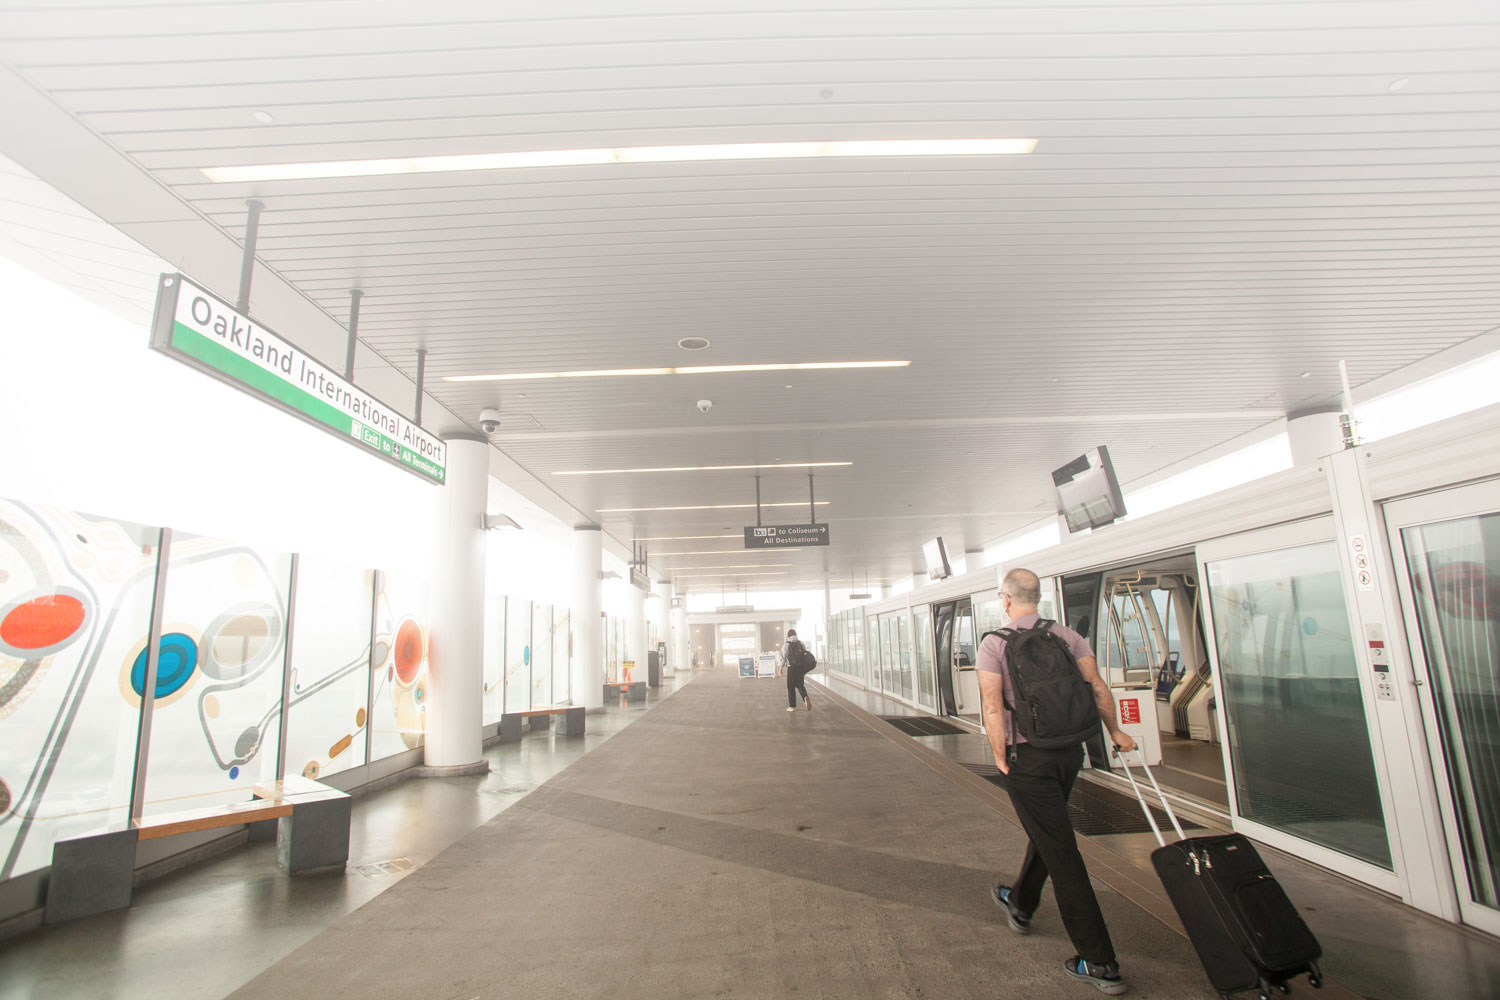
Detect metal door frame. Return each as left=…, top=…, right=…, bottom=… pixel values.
left=1383, top=478, right=1500, bottom=935
left=1195, top=515, right=1404, bottom=895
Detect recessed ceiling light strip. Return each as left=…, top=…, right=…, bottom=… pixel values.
left=555, top=461, right=851, bottom=476
left=201, top=139, right=1037, bottom=184
left=598, top=501, right=830, bottom=513
left=446, top=361, right=908, bottom=383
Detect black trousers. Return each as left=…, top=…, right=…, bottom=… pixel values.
left=786, top=667, right=810, bottom=707
left=1004, top=742, right=1116, bottom=966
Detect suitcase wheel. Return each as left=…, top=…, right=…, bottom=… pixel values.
left=1308, top=960, right=1323, bottom=989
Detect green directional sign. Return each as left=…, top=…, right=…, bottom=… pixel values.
left=150, top=274, right=446, bottom=483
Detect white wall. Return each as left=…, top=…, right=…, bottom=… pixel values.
left=0, top=255, right=436, bottom=575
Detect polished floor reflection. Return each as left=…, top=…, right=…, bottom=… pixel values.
left=0, top=674, right=698, bottom=1000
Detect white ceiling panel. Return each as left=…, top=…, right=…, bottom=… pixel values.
left=1, top=0, right=1496, bottom=592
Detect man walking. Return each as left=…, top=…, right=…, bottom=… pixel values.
left=977, top=568, right=1136, bottom=995
left=780, top=628, right=813, bottom=712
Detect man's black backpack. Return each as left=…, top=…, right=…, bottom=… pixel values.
left=981, top=619, right=1098, bottom=749
left=789, top=639, right=817, bottom=672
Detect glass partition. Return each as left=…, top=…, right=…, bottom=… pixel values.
left=482, top=594, right=505, bottom=725
left=552, top=606, right=571, bottom=705
left=914, top=607, right=936, bottom=709
left=531, top=602, right=553, bottom=707
left=505, top=597, right=531, bottom=713
left=1205, top=542, right=1392, bottom=869
left=0, top=499, right=160, bottom=878
left=1402, top=512, right=1500, bottom=915
left=285, top=557, right=372, bottom=781
left=141, top=533, right=292, bottom=817
left=369, top=572, right=430, bottom=761
left=897, top=613, right=913, bottom=701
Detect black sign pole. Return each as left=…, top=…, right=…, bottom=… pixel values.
left=236, top=199, right=264, bottom=314
left=755, top=474, right=763, bottom=527
left=343, top=289, right=363, bottom=381
left=808, top=473, right=816, bottom=525
left=414, top=348, right=427, bottom=424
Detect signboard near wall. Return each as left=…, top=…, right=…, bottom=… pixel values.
left=149, top=273, right=447, bottom=483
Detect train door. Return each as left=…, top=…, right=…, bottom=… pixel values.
left=1385, top=479, right=1500, bottom=935
left=1197, top=517, right=1401, bottom=895
left=932, top=599, right=977, bottom=717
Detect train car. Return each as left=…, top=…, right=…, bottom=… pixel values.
left=827, top=400, right=1500, bottom=936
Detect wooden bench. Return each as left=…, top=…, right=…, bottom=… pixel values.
left=499, top=705, right=585, bottom=742
left=45, top=777, right=350, bottom=925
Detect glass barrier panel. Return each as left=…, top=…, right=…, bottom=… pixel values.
left=0, top=499, right=159, bottom=877
left=285, top=557, right=372, bottom=782
left=505, top=598, right=531, bottom=713
left=482, top=594, right=505, bottom=725
left=552, top=607, right=570, bottom=705
left=1206, top=542, right=1392, bottom=869
left=369, top=571, right=430, bottom=761
left=531, top=603, right=552, bottom=707
left=914, top=608, right=936, bottom=708
left=1403, top=513, right=1500, bottom=911
left=141, top=533, right=291, bottom=817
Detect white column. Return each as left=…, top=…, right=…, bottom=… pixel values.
left=425, top=436, right=488, bottom=769
left=626, top=582, right=647, bottom=682
left=671, top=582, right=688, bottom=675
left=571, top=525, right=604, bottom=710
left=651, top=579, right=673, bottom=676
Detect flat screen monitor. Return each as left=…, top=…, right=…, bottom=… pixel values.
left=1052, top=445, right=1127, bottom=533
left=923, top=537, right=951, bottom=580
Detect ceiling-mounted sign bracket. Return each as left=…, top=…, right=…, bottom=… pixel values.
left=755, top=474, right=763, bottom=527
left=149, top=272, right=447, bottom=483
left=808, top=473, right=816, bottom=525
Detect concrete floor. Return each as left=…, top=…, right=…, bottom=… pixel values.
left=3, top=667, right=1497, bottom=999
left=0, top=673, right=696, bottom=1000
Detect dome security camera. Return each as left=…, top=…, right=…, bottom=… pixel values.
left=696, top=399, right=712, bottom=413
left=478, top=408, right=503, bottom=434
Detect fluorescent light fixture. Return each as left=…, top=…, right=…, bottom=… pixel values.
left=671, top=570, right=789, bottom=579
left=631, top=534, right=741, bottom=541
left=555, top=461, right=852, bottom=476
left=446, top=361, right=909, bottom=383
left=200, top=139, right=1037, bottom=184
left=665, top=563, right=794, bottom=570
left=597, top=501, right=830, bottom=512
left=653, top=548, right=801, bottom=555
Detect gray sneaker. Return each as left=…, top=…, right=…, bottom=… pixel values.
left=990, top=883, right=1031, bottom=934
left=1063, top=956, right=1126, bottom=995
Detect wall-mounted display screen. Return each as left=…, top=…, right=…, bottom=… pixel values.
left=1053, top=446, right=1127, bottom=533
left=923, top=537, right=951, bottom=580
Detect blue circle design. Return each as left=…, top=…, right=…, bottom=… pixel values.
left=229, top=766, right=240, bottom=780
left=130, top=633, right=198, bottom=698
left=523, top=645, right=531, bottom=666
left=1302, top=616, right=1318, bottom=636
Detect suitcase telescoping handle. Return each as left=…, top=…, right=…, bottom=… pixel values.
left=1112, top=746, right=1187, bottom=848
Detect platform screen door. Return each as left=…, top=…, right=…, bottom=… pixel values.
left=1386, top=479, right=1500, bottom=937
left=1197, top=517, right=1398, bottom=893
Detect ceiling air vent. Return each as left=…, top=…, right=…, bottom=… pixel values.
left=677, top=337, right=711, bottom=350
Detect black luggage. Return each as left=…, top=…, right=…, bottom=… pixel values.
left=1116, top=751, right=1324, bottom=1000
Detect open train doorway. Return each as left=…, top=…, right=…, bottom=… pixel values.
left=932, top=599, right=979, bottom=719
left=1062, top=560, right=1228, bottom=811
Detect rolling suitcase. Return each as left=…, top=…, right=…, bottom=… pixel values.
left=1115, top=751, right=1324, bottom=1000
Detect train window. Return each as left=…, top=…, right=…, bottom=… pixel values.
left=974, top=593, right=1002, bottom=635
left=1062, top=574, right=1102, bottom=642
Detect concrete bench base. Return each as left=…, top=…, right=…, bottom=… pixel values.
left=44, top=828, right=138, bottom=924
left=500, top=707, right=585, bottom=741
left=603, top=682, right=647, bottom=703
left=44, top=777, right=351, bottom=924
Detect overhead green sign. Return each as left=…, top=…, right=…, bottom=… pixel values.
left=150, top=274, right=446, bottom=483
